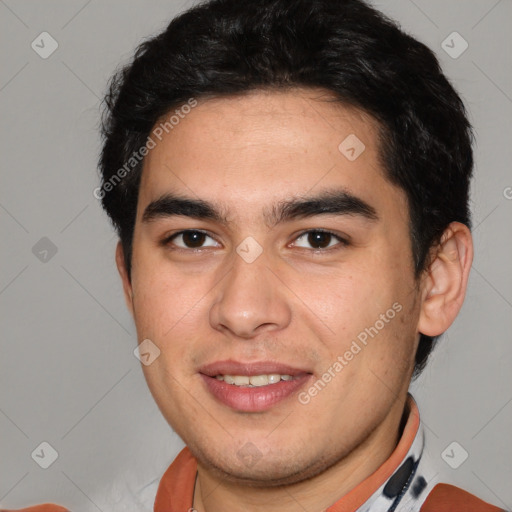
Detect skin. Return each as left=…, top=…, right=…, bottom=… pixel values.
left=115, top=88, right=473, bottom=511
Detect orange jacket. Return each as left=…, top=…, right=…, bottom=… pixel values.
left=1, top=483, right=504, bottom=512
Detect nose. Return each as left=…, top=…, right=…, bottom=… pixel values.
left=209, top=250, right=292, bottom=339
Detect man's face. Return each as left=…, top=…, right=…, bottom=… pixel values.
left=124, top=89, right=422, bottom=484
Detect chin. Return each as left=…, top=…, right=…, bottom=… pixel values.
left=194, top=443, right=338, bottom=488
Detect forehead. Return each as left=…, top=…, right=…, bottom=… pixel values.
left=137, top=88, right=406, bottom=224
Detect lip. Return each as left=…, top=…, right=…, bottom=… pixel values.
left=199, top=359, right=313, bottom=412
left=199, top=359, right=310, bottom=377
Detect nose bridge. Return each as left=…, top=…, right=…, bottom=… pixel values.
left=209, top=244, right=291, bottom=337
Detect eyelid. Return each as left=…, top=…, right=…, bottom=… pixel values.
left=161, top=228, right=350, bottom=252
left=290, top=228, right=350, bottom=251
left=160, top=229, right=220, bottom=249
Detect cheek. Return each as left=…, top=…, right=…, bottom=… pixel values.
left=130, top=251, right=202, bottom=335
left=303, top=257, right=417, bottom=377
left=129, top=252, right=218, bottom=384
left=302, top=265, right=399, bottom=340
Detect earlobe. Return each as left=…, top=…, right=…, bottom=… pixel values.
left=115, top=241, right=134, bottom=317
left=417, top=222, right=473, bottom=337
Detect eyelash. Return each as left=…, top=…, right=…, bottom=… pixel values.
left=160, top=229, right=350, bottom=253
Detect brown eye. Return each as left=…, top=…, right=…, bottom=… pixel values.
left=166, top=230, right=219, bottom=249
left=293, top=230, right=348, bottom=250
left=307, top=231, right=332, bottom=249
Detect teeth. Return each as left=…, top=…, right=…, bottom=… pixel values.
left=233, top=375, right=250, bottom=386
left=250, top=375, right=269, bottom=386
left=216, top=374, right=294, bottom=387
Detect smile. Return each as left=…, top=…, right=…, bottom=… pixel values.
left=199, top=360, right=313, bottom=412
left=215, top=374, right=294, bottom=387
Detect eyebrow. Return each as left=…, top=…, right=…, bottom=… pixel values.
left=142, top=188, right=379, bottom=228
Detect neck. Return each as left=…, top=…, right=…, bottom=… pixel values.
left=193, top=394, right=409, bottom=512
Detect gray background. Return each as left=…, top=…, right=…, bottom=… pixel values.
left=1, top=0, right=511, bottom=510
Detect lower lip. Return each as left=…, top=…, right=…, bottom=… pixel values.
left=200, top=374, right=312, bottom=412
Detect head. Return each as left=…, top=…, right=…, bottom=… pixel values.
left=98, top=0, right=473, bottom=487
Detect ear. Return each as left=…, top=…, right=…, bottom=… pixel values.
left=115, top=241, right=134, bottom=317
left=417, top=222, right=473, bottom=337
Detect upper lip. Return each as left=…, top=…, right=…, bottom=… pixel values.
left=199, top=359, right=311, bottom=377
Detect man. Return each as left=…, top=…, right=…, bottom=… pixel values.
left=6, top=0, right=506, bottom=510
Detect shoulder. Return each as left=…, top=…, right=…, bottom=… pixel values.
left=421, top=483, right=507, bottom=512
left=0, top=505, right=69, bottom=512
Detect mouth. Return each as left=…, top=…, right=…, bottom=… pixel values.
left=199, top=360, right=313, bottom=412
left=214, top=373, right=296, bottom=386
